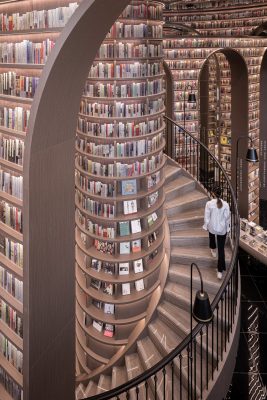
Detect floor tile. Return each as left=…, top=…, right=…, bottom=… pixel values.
left=252, top=277, right=267, bottom=302
left=241, top=276, right=262, bottom=302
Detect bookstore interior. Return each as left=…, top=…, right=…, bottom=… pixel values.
left=0, top=0, right=266, bottom=399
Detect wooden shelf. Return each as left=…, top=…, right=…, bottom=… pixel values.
left=0, top=252, right=23, bottom=279
left=0, top=320, right=23, bottom=351
left=0, top=353, right=22, bottom=387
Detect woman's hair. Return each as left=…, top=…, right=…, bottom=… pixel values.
left=213, top=186, right=223, bottom=209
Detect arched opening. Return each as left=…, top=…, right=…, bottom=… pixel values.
left=259, top=49, right=267, bottom=228
left=199, top=48, right=249, bottom=217
left=23, top=2, right=130, bottom=400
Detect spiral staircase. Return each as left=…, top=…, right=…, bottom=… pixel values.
left=76, top=155, right=236, bottom=400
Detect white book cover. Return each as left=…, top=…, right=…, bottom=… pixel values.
left=135, top=279, right=144, bottom=292
left=104, top=303, right=115, bottom=314
left=133, top=259, right=143, bottom=273
left=131, top=219, right=142, bottom=233
left=120, top=241, right=130, bottom=255
left=123, top=199, right=137, bottom=215
left=119, top=263, right=130, bottom=275
left=122, top=282, right=131, bottom=295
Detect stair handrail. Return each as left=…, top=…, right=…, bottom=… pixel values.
left=85, top=117, right=240, bottom=400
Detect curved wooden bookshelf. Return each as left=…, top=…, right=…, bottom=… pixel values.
left=74, top=0, right=167, bottom=384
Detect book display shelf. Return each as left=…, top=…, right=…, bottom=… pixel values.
left=0, top=1, right=80, bottom=399
left=164, top=0, right=267, bottom=37
left=74, top=0, right=167, bottom=380
left=163, top=33, right=267, bottom=223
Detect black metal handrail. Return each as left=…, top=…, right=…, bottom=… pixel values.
left=84, top=117, right=240, bottom=400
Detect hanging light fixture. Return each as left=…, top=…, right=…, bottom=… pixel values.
left=188, top=92, right=197, bottom=103
left=246, top=147, right=259, bottom=163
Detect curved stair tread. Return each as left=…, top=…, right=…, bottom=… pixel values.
left=125, top=353, right=154, bottom=400
left=112, top=366, right=127, bottom=389
left=165, top=191, right=207, bottom=210
left=84, top=380, right=97, bottom=397
left=165, top=164, right=182, bottom=184
left=148, top=318, right=184, bottom=354
left=165, top=174, right=194, bottom=192
left=169, top=264, right=221, bottom=295
left=171, top=245, right=232, bottom=267
left=96, top=374, right=111, bottom=394
left=168, top=208, right=204, bottom=222
left=170, top=228, right=208, bottom=238
left=137, top=337, right=184, bottom=400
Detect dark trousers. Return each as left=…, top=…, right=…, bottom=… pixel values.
left=209, top=232, right=227, bottom=272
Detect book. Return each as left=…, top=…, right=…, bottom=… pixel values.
left=91, top=259, right=102, bottom=271
left=148, top=232, right=157, bottom=247
left=133, top=259, right=143, bottom=273
left=104, top=323, right=114, bottom=337
left=94, top=240, right=115, bottom=255
left=147, top=212, right=158, bottom=227
left=93, top=320, right=103, bottom=332
left=103, top=262, right=115, bottom=274
left=120, top=241, right=131, bottom=254
left=122, top=282, right=131, bottom=295
left=104, top=303, right=115, bottom=314
left=135, top=278, right=144, bottom=291
left=103, top=282, right=114, bottom=296
left=121, top=179, right=137, bottom=195
left=91, top=279, right=101, bottom=290
left=123, top=199, right=137, bottom=215
left=132, top=239, right=141, bottom=253
left=147, top=171, right=160, bottom=189
left=92, top=299, right=102, bottom=309
left=119, top=263, right=130, bottom=275
left=119, top=221, right=130, bottom=236
left=131, top=219, right=141, bottom=233
left=148, top=191, right=158, bottom=208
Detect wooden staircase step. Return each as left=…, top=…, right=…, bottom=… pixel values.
left=125, top=353, right=154, bottom=400
left=170, top=228, right=209, bottom=246
left=112, top=366, right=128, bottom=389
left=84, top=380, right=97, bottom=397
left=96, top=374, right=112, bottom=394
left=169, top=264, right=221, bottom=295
left=137, top=336, right=182, bottom=400
left=164, top=164, right=182, bottom=185
left=165, top=191, right=207, bottom=216
left=165, top=175, right=196, bottom=201
left=168, top=208, right=204, bottom=231
left=170, top=246, right=232, bottom=267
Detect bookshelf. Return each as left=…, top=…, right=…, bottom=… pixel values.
left=0, top=1, right=81, bottom=399
left=163, top=34, right=267, bottom=222
left=74, top=0, right=167, bottom=379
left=164, top=0, right=267, bottom=37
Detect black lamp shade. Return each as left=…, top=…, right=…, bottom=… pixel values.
left=188, top=93, right=197, bottom=103
left=193, top=290, right=213, bottom=323
left=246, top=147, right=259, bottom=163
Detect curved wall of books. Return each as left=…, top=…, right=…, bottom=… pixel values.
left=74, top=0, right=168, bottom=382
left=20, top=1, right=129, bottom=400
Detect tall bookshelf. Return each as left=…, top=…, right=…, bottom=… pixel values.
left=0, top=1, right=79, bottom=399
left=74, top=0, right=167, bottom=382
left=163, top=34, right=267, bottom=222
left=164, top=0, right=267, bottom=37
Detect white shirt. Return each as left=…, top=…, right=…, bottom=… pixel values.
left=203, top=198, right=230, bottom=235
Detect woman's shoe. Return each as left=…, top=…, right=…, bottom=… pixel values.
left=217, top=271, right=222, bottom=280
left=210, top=249, right=217, bottom=258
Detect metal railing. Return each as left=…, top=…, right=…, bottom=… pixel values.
left=85, top=117, right=240, bottom=400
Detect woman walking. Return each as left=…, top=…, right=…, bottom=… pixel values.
left=203, top=187, right=230, bottom=280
